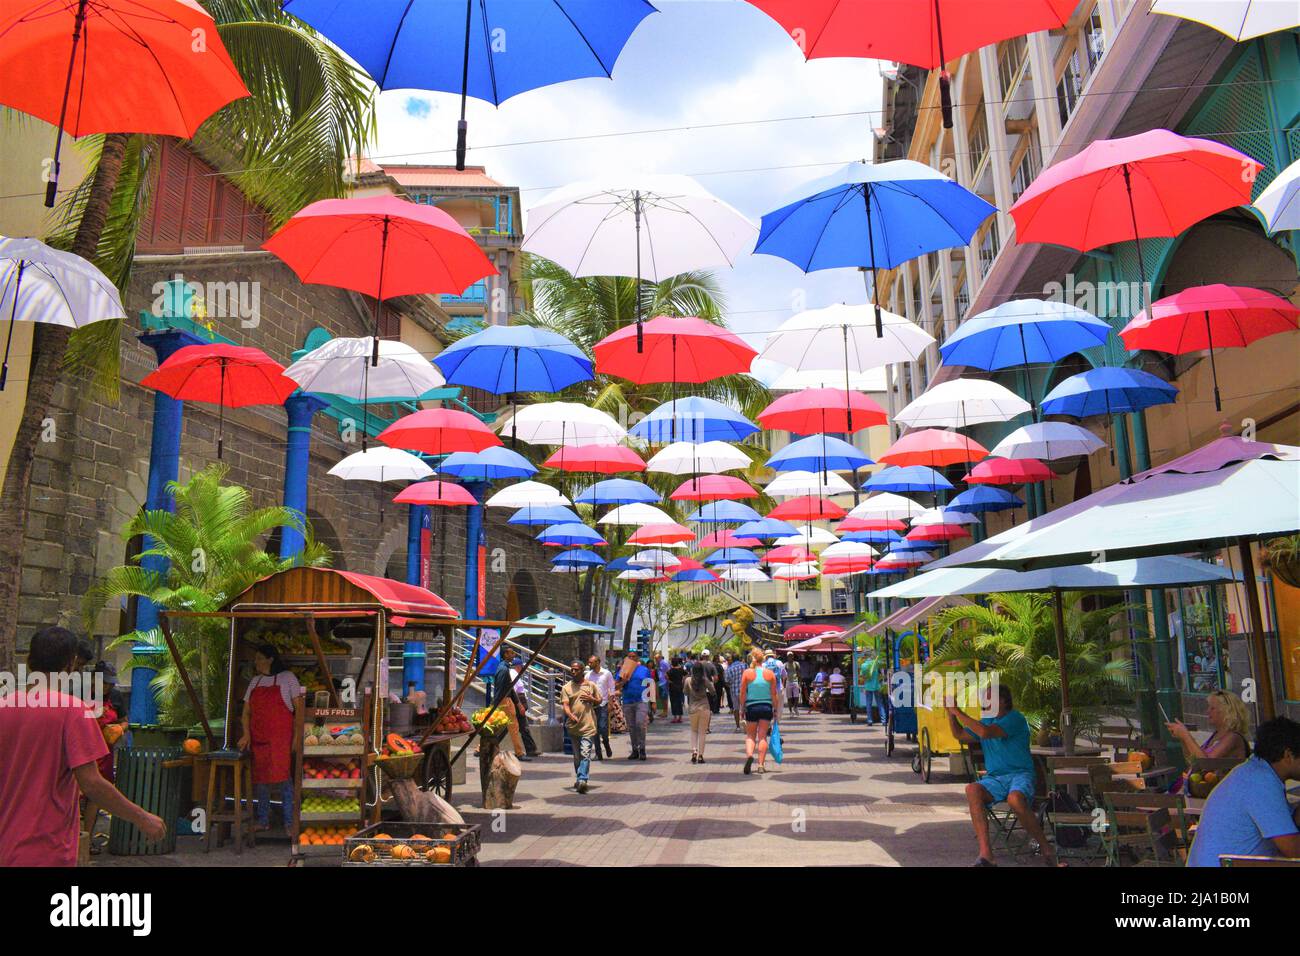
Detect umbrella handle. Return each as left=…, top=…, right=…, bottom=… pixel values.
left=456, top=0, right=473, bottom=171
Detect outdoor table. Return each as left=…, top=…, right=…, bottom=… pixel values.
left=1031, top=743, right=1101, bottom=757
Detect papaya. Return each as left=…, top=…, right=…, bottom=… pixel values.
left=181, top=737, right=201, bottom=755
left=349, top=845, right=374, bottom=863
left=386, top=732, right=414, bottom=755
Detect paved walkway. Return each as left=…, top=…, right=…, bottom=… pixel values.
left=458, top=709, right=987, bottom=867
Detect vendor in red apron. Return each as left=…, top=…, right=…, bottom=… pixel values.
left=236, top=645, right=303, bottom=832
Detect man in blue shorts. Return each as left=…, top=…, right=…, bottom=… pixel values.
left=947, top=684, right=1060, bottom=867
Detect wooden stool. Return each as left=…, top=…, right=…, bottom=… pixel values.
left=203, top=754, right=254, bottom=854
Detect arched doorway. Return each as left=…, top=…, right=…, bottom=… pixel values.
left=506, top=568, right=541, bottom=622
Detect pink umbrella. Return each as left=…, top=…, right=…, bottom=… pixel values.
left=670, top=474, right=760, bottom=501
left=905, top=524, right=970, bottom=543
left=394, top=480, right=479, bottom=507
left=627, top=522, right=695, bottom=546
left=768, top=496, right=845, bottom=521
left=758, top=387, right=887, bottom=434
left=964, top=457, right=1056, bottom=485
left=836, top=516, right=907, bottom=533
left=765, top=545, right=814, bottom=565
left=696, top=529, right=759, bottom=549
left=378, top=408, right=501, bottom=456
left=543, top=443, right=645, bottom=474
left=878, top=429, right=988, bottom=468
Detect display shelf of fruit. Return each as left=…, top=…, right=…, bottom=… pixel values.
left=470, top=707, right=510, bottom=736
left=302, top=756, right=363, bottom=788
left=302, top=723, right=367, bottom=755
left=300, top=794, right=362, bottom=820
left=342, top=822, right=481, bottom=867
left=298, top=825, right=359, bottom=849
left=256, top=628, right=352, bottom=657
left=1187, top=770, right=1221, bottom=799
left=432, top=707, right=474, bottom=734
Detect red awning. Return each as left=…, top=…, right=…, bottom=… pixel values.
left=334, top=571, right=458, bottom=619
left=784, top=623, right=841, bottom=640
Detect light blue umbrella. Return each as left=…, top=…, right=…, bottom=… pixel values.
left=842, top=529, right=903, bottom=545
left=441, top=446, right=537, bottom=480
left=734, top=517, right=800, bottom=540
left=432, top=325, right=593, bottom=395
left=939, top=299, right=1111, bottom=372
left=703, top=547, right=762, bottom=566
left=1040, top=367, right=1179, bottom=418
left=948, top=486, right=1023, bottom=514
left=537, top=522, right=606, bottom=547
left=551, top=548, right=605, bottom=568
left=688, top=500, right=762, bottom=524
left=629, top=395, right=758, bottom=444
left=672, top=568, right=721, bottom=583
left=508, top=504, right=581, bottom=526
left=574, top=478, right=660, bottom=506
left=864, top=465, right=952, bottom=493
left=767, top=434, right=873, bottom=473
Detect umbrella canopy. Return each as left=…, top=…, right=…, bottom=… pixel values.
left=687, top=500, right=762, bottom=523
left=617, top=568, right=668, bottom=582
left=697, top=529, right=762, bottom=549
left=504, top=402, right=626, bottom=446
left=393, top=480, right=479, bottom=507
left=838, top=517, right=908, bottom=533
left=905, top=523, right=970, bottom=543
left=439, top=447, right=537, bottom=480
left=863, top=466, right=952, bottom=493
left=846, top=492, right=927, bottom=521
left=723, top=566, right=771, bottom=583
left=878, top=429, right=988, bottom=468
left=702, top=548, right=762, bottom=566
left=543, top=443, right=644, bottom=474
left=574, top=478, right=660, bottom=506
left=822, top=541, right=877, bottom=560
left=594, top=315, right=757, bottom=384
left=774, top=527, right=840, bottom=548
left=948, top=486, right=1024, bottom=514
left=1120, top=284, right=1300, bottom=411
left=282, top=336, right=445, bottom=402
left=939, top=299, right=1111, bottom=371
left=758, top=304, right=935, bottom=389
left=990, top=422, right=1105, bottom=461
left=552, top=549, right=606, bottom=568
left=913, top=507, right=980, bottom=526
left=537, top=523, right=606, bottom=548
left=964, top=458, right=1056, bottom=485
left=629, top=396, right=759, bottom=444
left=773, top=562, right=820, bottom=581
left=1040, top=367, right=1179, bottom=419
left=598, top=503, right=675, bottom=526
left=629, top=549, right=682, bottom=569
left=670, top=474, right=760, bottom=502
left=645, top=440, right=752, bottom=475
left=758, top=387, right=887, bottom=434
left=1150, top=0, right=1300, bottom=40
left=485, top=480, right=570, bottom=509
left=876, top=551, right=933, bottom=569
left=841, top=529, right=903, bottom=545
left=733, top=517, right=800, bottom=540
left=627, top=522, right=694, bottom=546
left=1253, top=157, right=1300, bottom=234
left=768, top=496, right=846, bottom=521
left=763, top=545, right=813, bottom=565
left=379, top=407, right=501, bottom=456
left=329, top=448, right=434, bottom=483
left=431, top=324, right=592, bottom=395
left=672, top=568, right=721, bottom=583
left=895, top=378, right=1032, bottom=429
left=508, top=504, right=581, bottom=526
left=767, top=434, right=873, bottom=473
left=765, top=470, right=854, bottom=497
left=0, top=237, right=124, bottom=388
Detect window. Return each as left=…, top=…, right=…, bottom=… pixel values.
left=978, top=219, right=1000, bottom=276
left=1011, top=132, right=1041, bottom=202
left=955, top=277, right=970, bottom=321
left=831, top=587, right=850, bottom=613
left=1085, top=7, right=1106, bottom=72
left=998, top=36, right=1028, bottom=100
left=1057, top=52, right=1083, bottom=127
left=967, top=99, right=989, bottom=180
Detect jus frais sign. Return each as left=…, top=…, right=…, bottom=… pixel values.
left=49, top=887, right=152, bottom=936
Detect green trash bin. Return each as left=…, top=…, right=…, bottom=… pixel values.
left=108, top=747, right=183, bottom=856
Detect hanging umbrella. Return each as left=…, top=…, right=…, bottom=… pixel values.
left=379, top=407, right=501, bottom=457
left=523, top=174, right=758, bottom=350
left=671, top=475, right=760, bottom=502
left=646, top=440, right=752, bottom=475
left=773, top=527, right=839, bottom=548
left=552, top=549, right=607, bottom=568
left=629, top=549, right=681, bottom=570
left=863, top=466, right=952, bottom=494
left=282, top=336, right=445, bottom=403
left=878, top=429, right=987, bottom=468
left=939, top=299, right=1111, bottom=381
left=265, top=196, right=495, bottom=366
left=773, top=562, right=820, bottom=581
left=703, top=548, right=762, bottom=567
left=0, top=0, right=249, bottom=206
left=537, top=523, right=607, bottom=548
left=283, top=0, right=654, bottom=169
left=1150, top=0, right=1300, bottom=40
left=687, top=500, right=762, bottom=524
left=820, top=556, right=874, bottom=573
left=439, top=446, right=537, bottom=480
left=617, top=568, right=668, bottom=582
left=845, top=492, right=927, bottom=522
left=627, top=522, right=694, bottom=546
left=574, top=478, right=660, bottom=506
left=755, top=160, right=993, bottom=333
left=697, top=529, right=762, bottom=549
left=947, top=486, right=1024, bottom=514
left=507, top=504, right=581, bottom=526
left=394, top=480, right=479, bottom=507
left=768, top=496, right=845, bottom=521
left=1253, top=157, right=1300, bottom=234
left=0, top=238, right=124, bottom=389
left=329, top=447, right=434, bottom=483
left=503, top=401, right=626, bottom=448
left=673, top=568, right=721, bottom=583
left=838, top=517, right=908, bottom=533
left=990, top=422, right=1106, bottom=461
left=758, top=387, right=887, bottom=434
left=769, top=366, right=889, bottom=391
left=905, top=523, right=970, bottom=543
left=629, top=395, right=758, bottom=444
left=765, top=470, right=854, bottom=497
left=767, top=434, right=873, bottom=473
left=1040, top=368, right=1178, bottom=419
left=733, top=517, right=799, bottom=540
left=876, top=551, right=933, bottom=569
left=745, top=0, right=1076, bottom=127
left=895, top=378, right=1032, bottom=430
left=1119, top=284, right=1299, bottom=412
left=594, top=315, right=756, bottom=383
left=141, top=343, right=297, bottom=459
left=964, top=458, right=1056, bottom=485
left=485, top=479, right=570, bottom=509
left=822, top=541, right=877, bottom=560
left=598, top=503, right=674, bottom=526
left=914, top=507, right=979, bottom=526
left=723, top=566, right=771, bottom=583
left=543, top=444, right=644, bottom=474
left=840, top=529, right=903, bottom=545
left=764, top=545, right=814, bottom=565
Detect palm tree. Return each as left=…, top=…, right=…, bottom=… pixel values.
left=83, top=464, right=331, bottom=726
left=0, top=0, right=377, bottom=669
left=926, top=592, right=1136, bottom=744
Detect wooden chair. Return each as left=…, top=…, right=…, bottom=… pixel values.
left=1103, top=791, right=1191, bottom=866
left=1041, top=756, right=1111, bottom=863
left=203, top=753, right=254, bottom=854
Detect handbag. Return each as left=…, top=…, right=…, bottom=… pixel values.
left=769, top=722, right=784, bottom=763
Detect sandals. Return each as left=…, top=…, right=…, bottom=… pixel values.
left=743, top=756, right=753, bottom=775
left=973, top=857, right=997, bottom=867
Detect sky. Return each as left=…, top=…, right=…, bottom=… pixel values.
left=367, top=0, right=889, bottom=383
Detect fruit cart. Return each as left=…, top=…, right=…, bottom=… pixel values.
left=883, top=629, right=929, bottom=763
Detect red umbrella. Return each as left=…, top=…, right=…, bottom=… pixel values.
left=1, top=0, right=250, bottom=206
left=393, top=480, right=479, bottom=507
left=879, top=429, right=987, bottom=468
left=671, top=474, right=760, bottom=501
left=378, top=408, right=501, bottom=456
left=745, top=0, right=1076, bottom=127
left=670, top=556, right=705, bottom=572
left=1120, top=284, right=1300, bottom=412
left=768, top=496, right=845, bottom=521
left=765, top=545, right=814, bottom=565
left=543, top=443, right=644, bottom=474
left=141, top=343, right=296, bottom=459
left=697, top=529, right=760, bottom=549
left=594, top=316, right=756, bottom=384
left=836, top=516, right=906, bottom=533
left=758, top=387, right=887, bottom=434
left=627, top=522, right=694, bottom=546
left=964, top=457, right=1055, bottom=485
left=264, top=195, right=495, bottom=365
left=822, top=557, right=874, bottom=573
left=906, top=523, right=970, bottom=543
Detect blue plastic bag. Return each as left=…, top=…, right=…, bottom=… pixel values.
left=769, top=722, right=783, bottom=764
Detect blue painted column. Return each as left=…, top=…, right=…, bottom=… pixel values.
left=403, top=505, right=430, bottom=693
left=279, top=393, right=326, bottom=560
left=463, top=481, right=487, bottom=619
left=131, top=329, right=206, bottom=725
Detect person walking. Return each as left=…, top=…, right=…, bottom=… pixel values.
left=718, top=653, right=734, bottom=712
left=685, top=662, right=714, bottom=764
left=725, top=653, right=746, bottom=730
left=585, top=655, right=616, bottom=759
left=702, top=649, right=723, bottom=717
left=561, top=660, right=600, bottom=794
left=784, top=653, right=802, bottom=717
left=857, top=648, right=884, bottom=726
left=738, top=649, right=777, bottom=775
left=667, top=657, right=686, bottom=723
left=617, top=651, right=653, bottom=760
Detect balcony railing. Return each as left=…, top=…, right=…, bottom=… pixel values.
left=443, top=279, right=487, bottom=305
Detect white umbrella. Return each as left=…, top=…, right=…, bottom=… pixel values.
left=846, top=492, right=927, bottom=521
left=1151, top=0, right=1300, bottom=40
left=598, top=503, right=674, bottom=526
left=1253, top=157, right=1300, bottom=235
left=774, top=561, right=820, bottom=580
left=501, top=401, right=626, bottom=446
left=878, top=551, right=935, bottom=567
left=767, top=365, right=889, bottom=392
left=765, top=469, right=854, bottom=497
left=282, top=335, right=444, bottom=401
left=895, top=378, right=1031, bottom=429
left=758, top=304, right=934, bottom=376
left=913, top=507, right=979, bottom=526
left=774, top=527, right=840, bottom=548
left=618, top=568, right=665, bottom=581
left=645, top=440, right=751, bottom=475
left=328, top=447, right=433, bottom=482
left=0, top=237, right=124, bottom=390
left=485, top=480, right=570, bottom=508
left=821, top=540, right=878, bottom=559
left=628, top=549, right=682, bottom=569
left=722, top=566, right=770, bottom=583
left=990, top=422, right=1105, bottom=460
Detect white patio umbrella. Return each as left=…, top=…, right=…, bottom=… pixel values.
left=895, top=378, right=1031, bottom=429
left=282, top=335, right=444, bottom=401
left=628, top=549, right=682, bottom=569
left=846, top=492, right=927, bottom=521
left=1253, top=157, right=1300, bottom=235
left=765, top=469, right=854, bottom=497
left=990, top=422, right=1106, bottom=460
left=598, top=503, right=674, bottom=526
left=821, top=540, right=878, bottom=560
left=328, top=447, right=433, bottom=482
left=645, top=440, right=751, bottom=475
left=1151, top=0, right=1300, bottom=40
left=485, top=479, right=571, bottom=508
left=723, top=566, right=771, bottom=583
left=774, top=527, right=840, bottom=548
left=759, top=303, right=934, bottom=375
left=0, top=237, right=125, bottom=390
left=501, top=401, right=626, bottom=447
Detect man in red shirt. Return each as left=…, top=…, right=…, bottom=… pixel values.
left=0, top=626, right=165, bottom=866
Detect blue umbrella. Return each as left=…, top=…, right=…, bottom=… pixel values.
left=433, top=325, right=593, bottom=394
left=939, top=299, right=1111, bottom=372
left=551, top=548, right=605, bottom=568
left=629, top=396, right=758, bottom=444
left=284, top=0, right=657, bottom=169
left=734, top=517, right=800, bottom=539
left=672, top=568, right=720, bottom=583
left=841, top=529, right=903, bottom=545
left=1040, top=367, right=1179, bottom=418
left=537, top=522, right=606, bottom=547
left=755, top=160, right=995, bottom=334
left=441, top=446, right=537, bottom=480
left=948, top=486, right=1024, bottom=514
left=687, top=500, right=761, bottom=524
left=890, top=538, right=942, bottom=552
left=767, top=433, right=873, bottom=473
left=508, top=504, right=581, bottom=526
left=864, top=465, right=953, bottom=493
left=703, top=547, right=761, bottom=566
left=603, top=556, right=636, bottom=573
left=574, top=478, right=660, bottom=506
